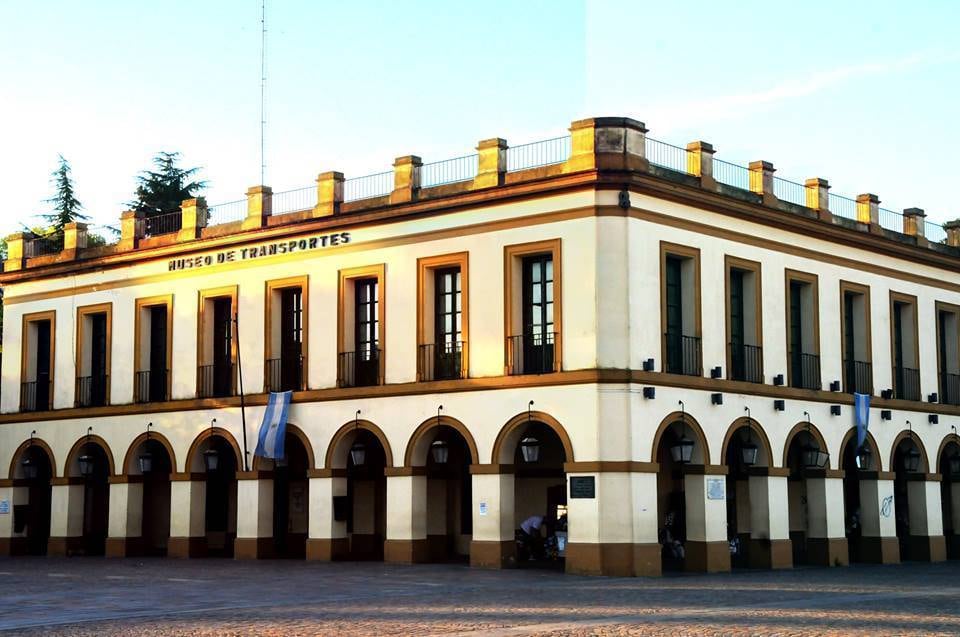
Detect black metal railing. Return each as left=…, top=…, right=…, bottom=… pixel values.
left=135, top=369, right=169, bottom=403
left=265, top=356, right=304, bottom=392
left=20, top=377, right=52, bottom=412
left=789, top=351, right=821, bottom=390
left=418, top=342, right=464, bottom=381
left=75, top=374, right=109, bottom=407
left=25, top=236, right=62, bottom=258
left=197, top=362, right=235, bottom=398
left=729, top=343, right=763, bottom=383
left=138, top=211, right=183, bottom=238
left=338, top=348, right=381, bottom=388
left=941, top=372, right=960, bottom=406
left=506, top=333, right=557, bottom=375
left=844, top=359, right=873, bottom=395
left=893, top=366, right=921, bottom=401
left=664, top=333, right=702, bottom=376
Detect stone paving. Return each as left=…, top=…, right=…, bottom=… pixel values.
left=0, top=558, right=958, bottom=636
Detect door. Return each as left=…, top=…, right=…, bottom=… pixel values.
left=522, top=255, right=554, bottom=374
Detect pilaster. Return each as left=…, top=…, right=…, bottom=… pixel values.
left=177, top=198, right=206, bottom=243
left=804, top=476, right=849, bottom=566
left=62, top=222, right=87, bottom=260
left=384, top=473, right=428, bottom=563
left=686, top=141, right=717, bottom=191
left=746, top=472, right=793, bottom=569
left=565, top=117, right=648, bottom=173
left=683, top=467, right=731, bottom=573
left=306, top=473, right=348, bottom=560
left=106, top=478, right=143, bottom=557
left=243, top=186, right=272, bottom=231
left=944, top=220, right=960, bottom=248
left=47, top=481, right=84, bottom=556
left=314, top=171, right=343, bottom=218
left=390, top=156, right=422, bottom=205
left=119, top=211, right=140, bottom=251
left=472, top=138, right=507, bottom=189
left=905, top=476, right=947, bottom=562
left=235, top=471, right=274, bottom=559
left=3, top=233, right=26, bottom=271
left=805, top=178, right=831, bottom=222
left=856, top=193, right=880, bottom=232
left=749, top=161, right=777, bottom=207
left=167, top=476, right=206, bottom=558
left=854, top=475, right=899, bottom=564
left=469, top=468, right=516, bottom=569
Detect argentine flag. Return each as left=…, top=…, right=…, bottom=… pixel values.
left=854, top=392, right=870, bottom=449
left=255, top=391, right=292, bottom=460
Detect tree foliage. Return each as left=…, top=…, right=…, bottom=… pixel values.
left=129, top=152, right=207, bottom=217
left=42, top=155, right=87, bottom=234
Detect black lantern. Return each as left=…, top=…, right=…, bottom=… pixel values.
left=138, top=452, right=154, bottom=474
left=430, top=439, right=449, bottom=464
left=801, top=442, right=829, bottom=469
left=949, top=453, right=960, bottom=476
left=903, top=446, right=921, bottom=473
left=203, top=448, right=220, bottom=472
left=740, top=439, right=759, bottom=467
left=520, top=436, right=540, bottom=463
left=78, top=453, right=95, bottom=477
left=855, top=444, right=872, bottom=471
left=350, top=441, right=366, bottom=466
left=670, top=436, right=694, bottom=464
left=21, top=456, right=38, bottom=480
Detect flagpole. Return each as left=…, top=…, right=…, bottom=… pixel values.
left=235, top=312, right=250, bottom=472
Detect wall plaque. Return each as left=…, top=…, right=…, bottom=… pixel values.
left=569, top=476, right=596, bottom=499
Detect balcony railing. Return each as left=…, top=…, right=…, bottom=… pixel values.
left=265, top=356, right=304, bottom=392
left=729, top=343, right=763, bottom=383
left=135, top=369, right=169, bottom=403
left=893, top=366, right=921, bottom=401
left=75, top=374, right=109, bottom=407
left=25, top=236, right=62, bottom=258
left=664, top=333, right=702, bottom=376
left=338, top=348, right=381, bottom=388
left=941, top=372, right=960, bottom=406
left=20, top=378, right=52, bottom=412
left=506, top=332, right=557, bottom=375
left=418, top=342, right=464, bottom=381
left=789, top=351, right=821, bottom=390
left=844, top=359, right=873, bottom=395
left=197, top=362, right=235, bottom=398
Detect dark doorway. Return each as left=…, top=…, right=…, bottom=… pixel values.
left=272, top=434, right=309, bottom=558
left=346, top=430, right=387, bottom=560
left=19, top=446, right=53, bottom=555
left=204, top=437, right=238, bottom=557
left=79, top=443, right=110, bottom=556
left=513, top=421, right=567, bottom=570
left=424, top=427, right=472, bottom=563
left=139, top=439, right=172, bottom=556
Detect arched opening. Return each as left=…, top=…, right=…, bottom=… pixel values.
left=68, top=440, right=111, bottom=556
left=191, top=434, right=239, bottom=558
left=511, top=420, right=568, bottom=569
left=345, top=429, right=387, bottom=560
left=126, top=436, right=173, bottom=556
left=784, top=425, right=828, bottom=566
left=259, top=433, right=310, bottom=558
left=893, top=433, right=926, bottom=561
left=722, top=420, right=770, bottom=569
left=654, top=417, right=708, bottom=572
left=938, top=437, right=960, bottom=559
left=10, top=440, right=54, bottom=556
left=420, top=425, right=473, bottom=563
left=840, top=431, right=878, bottom=563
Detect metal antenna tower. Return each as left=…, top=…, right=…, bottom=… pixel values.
left=260, top=0, right=267, bottom=185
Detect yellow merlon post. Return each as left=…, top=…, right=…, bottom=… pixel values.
left=565, top=117, right=648, bottom=173
left=856, top=193, right=880, bottom=228
left=944, top=220, right=960, bottom=247
left=805, top=178, right=831, bottom=222
left=119, top=210, right=140, bottom=251
left=903, top=208, right=927, bottom=246
left=390, top=156, right=421, bottom=205
left=749, top=161, right=777, bottom=207
left=472, top=138, right=507, bottom=189
left=244, top=186, right=272, bottom=230
left=687, top=141, right=716, bottom=191
left=3, top=233, right=25, bottom=271
left=178, top=198, right=206, bottom=243
left=314, top=171, right=344, bottom=218
left=62, top=222, right=87, bottom=259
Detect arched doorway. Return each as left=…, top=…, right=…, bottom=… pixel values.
left=840, top=430, right=880, bottom=563
left=344, top=429, right=387, bottom=560
left=188, top=432, right=240, bottom=557
left=722, top=418, right=773, bottom=569
left=9, top=438, right=54, bottom=555
left=939, top=435, right=960, bottom=559
left=784, top=423, right=829, bottom=566
left=406, top=417, right=478, bottom=563
left=256, top=431, right=311, bottom=559
left=66, top=436, right=112, bottom=556
left=125, top=433, right=174, bottom=556
left=892, top=432, right=927, bottom=561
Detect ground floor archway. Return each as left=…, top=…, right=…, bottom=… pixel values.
left=9, top=439, right=54, bottom=556
left=125, top=434, right=174, bottom=556
left=939, top=435, right=960, bottom=559
left=270, top=433, right=310, bottom=558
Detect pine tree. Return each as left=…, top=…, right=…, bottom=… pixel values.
left=129, top=152, right=207, bottom=217
left=42, top=155, right=87, bottom=235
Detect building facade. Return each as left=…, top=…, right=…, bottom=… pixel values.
left=2, top=117, right=960, bottom=576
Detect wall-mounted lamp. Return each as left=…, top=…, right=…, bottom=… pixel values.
left=773, top=399, right=785, bottom=412
left=642, top=387, right=656, bottom=399
left=711, top=393, right=723, bottom=405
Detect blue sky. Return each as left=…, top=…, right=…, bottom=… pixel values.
left=2, top=0, right=957, bottom=237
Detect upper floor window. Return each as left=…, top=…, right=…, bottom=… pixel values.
left=198, top=287, right=237, bottom=398
left=504, top=240, right=562, bottom=376
left=20, top=311, right=55, bottom=412
left=134, top=296, right=172, bottom=403
left=338, top=265, right=385, bottom=388
left=937, top=302, right=960, bottom=405
left=785, top=270, right=820, bottom=390
left=417, top=253, right=468, bottom=382
left=75, top=303, right=112, bottom=407
left=265, top=277, right=308, bottom=392
left=840, top=281, right=872, bottom=394
left=726, top=256, right=762, bottom=383
left=890, top=292, right=920, bottom=401
left=660, top=243, right=701, bottom=376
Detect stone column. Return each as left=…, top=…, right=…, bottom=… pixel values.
left=806, top=178, right=831, bottom=221
left=0, top=481, right=17, bottom=555
left=686, top=141, right=716, bottom=191
left=565, top=117, right=648, bottom=173
left=383, top=469, right=428, bottom=563
left=906, top=474, right=947, bottom=562
left=314, top=172, right=344, bottom=218
left=305, top=470, right=348, bottom=560
left=804, top=472, right=849, bottom=566
left=119, top=211, right=141, bottom=251
left=234, top=471, right=274, bottom=559
left=243, top=186, right=272, bottom=231
left=746, top=469, right=793, bottom=569
left=47, top=478, right=85, bottom=556
left=944, top=220, right=960, bottom=248
left=683, top=466, right=731, bottom=572
left=105, top=476, right=143, bottom=557
left=390, top=156, right=422, bottom=204
left=178, top=198, right=207, bottom=243
left=472, top=138, right=507, bottom=189
left=856, top=472, right=899, bottom=563
left=856, top=193, right=880, bottom=230
left=167, top=473, right=206, bottom=558
left=749, top=161, right=777, bottom=207
left=3, top=233, right=26, bottom=271
left=469, top=466, right=515, bottom=568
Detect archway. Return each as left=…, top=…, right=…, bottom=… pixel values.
left=839, top=429, right=881, bottom=563
left=406, top=416, right=478, bottom=563
left=892, top=432, right=928, bottom=561
left=255, top=430, right=312, bottom=559
left=783, top=423, right=829, bottom=566
left=124, top=433, right=175, bottom=556
left=9, top=438, right=55, bottom=555
left=938, top=435, right=960, bottom=559
left=66, top=436, right=113, bottom=556
left=187, top=431, right=240, bottom=557
left=721, top=418, right=772, bottom=569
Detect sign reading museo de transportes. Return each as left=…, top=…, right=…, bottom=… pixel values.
left=168, top=231, right=351, bottom=272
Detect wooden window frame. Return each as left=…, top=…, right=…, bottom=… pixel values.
left=503, top=239, right=562, bottom=374
left=839, top=280, right=872, bottom=393
left=196, top=285, right=239, bottom=396
left=75, top=302, right=113, bottom=406
left=724, top=255, right=763, bottom=380
left=134, top=295, right=173, bottom=402
left=889, top=291, right=920, bottom=399
left=338, top=264, right=386, bottom=384
left=20, top=310, right=56, bottom=410
left=417, top=252, right=469, bottom=380
left=935, top=301, right=960, bottom=397
left=659, top=241, right=702, bottom=371
left=264, top=275, right=310, bottom=391
left=784, top=269, right=821, bottom=388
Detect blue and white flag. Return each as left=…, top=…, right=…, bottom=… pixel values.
left=254, top=391, right=291, bottom=460
left=854, top=392, right=870, bottom=448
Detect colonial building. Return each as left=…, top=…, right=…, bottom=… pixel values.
left=2, top=117, right=960, bottom=576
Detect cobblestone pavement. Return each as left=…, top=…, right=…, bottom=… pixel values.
left=0, top=558, right=958, bottom=636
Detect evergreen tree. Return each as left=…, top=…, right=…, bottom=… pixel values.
left=129, top=152, right=207, bottom=217
left=42, top=155, right=87, bottom=235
